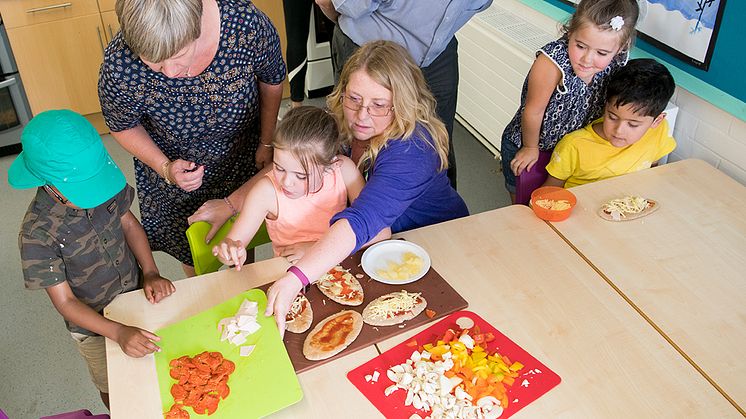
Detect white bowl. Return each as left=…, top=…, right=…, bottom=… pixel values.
left=361, top=240, right=431, bottom=285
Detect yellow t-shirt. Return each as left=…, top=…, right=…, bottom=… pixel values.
left=546, top=118, right=676, bottom=188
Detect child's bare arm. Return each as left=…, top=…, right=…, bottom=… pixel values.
left=213, top=177, right=275, bottom=270
left=45, top=281, right=160, bottom=357
left=338, top=155, right=366, bottom=203
left=121, top=210, right=175, bottom=304
left=513, top=54, right=561, bottom=176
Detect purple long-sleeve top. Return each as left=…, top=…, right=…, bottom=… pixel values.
left=331, top=124, right=469, bottom=252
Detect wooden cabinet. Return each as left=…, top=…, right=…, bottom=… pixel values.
left=253, top=0, right=290, bottom=99
left=0, top=0, right=288, bottom=133
left=97, top=0, right=115, bottom=12
left=0, top=0, right=100, bottom=29
left=100, top=10, right=120, bottom=43
left=0, top=0, right=107, bottom=130
left=4, top=15, right=106, bottom=115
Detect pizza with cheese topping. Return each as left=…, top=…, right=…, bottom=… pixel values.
left=316, top=265, right=364, bottom=306
left=599, top=196, right=658, bottom=221
left=362, top=290, right=427, bottom=326
left=285, top=294, right=313, bottom=334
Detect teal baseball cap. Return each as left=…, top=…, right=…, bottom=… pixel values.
left=8, top=109, right=126, bottom=209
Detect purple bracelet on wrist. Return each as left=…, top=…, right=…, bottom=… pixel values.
left=287, top=265, right=310, bottom=293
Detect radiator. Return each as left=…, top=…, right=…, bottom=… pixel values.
left=455, top=1, right=560, bottom=157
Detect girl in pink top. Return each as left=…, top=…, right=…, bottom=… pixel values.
left=214, top=106, right=366, bottom=265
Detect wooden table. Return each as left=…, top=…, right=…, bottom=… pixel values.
left=545, top=159, right=746, bottom=415
left=104, top=257, right=381, bottom=418
left=378, top=205, right=739, bottom=417
left=106, top=202, right=740, bottom=417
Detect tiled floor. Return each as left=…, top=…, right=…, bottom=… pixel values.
left=0, top=102, right=509, bottom=418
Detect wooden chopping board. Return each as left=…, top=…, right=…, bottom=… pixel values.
left=259, top=242, right=468, bottom=373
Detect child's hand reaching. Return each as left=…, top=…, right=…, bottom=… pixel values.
left=115, top=324, right=161, bottom=357
left=279, top=241, right=316, bottom=264
left=142, top=272, right=176, bottom=304
left=265, top=273, right=305, bottom=338
left=511, top=146, right=540, bottom=176
left=213, top=238, right=247, bottom=271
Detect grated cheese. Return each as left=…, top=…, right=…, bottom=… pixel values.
left=535, top=199, right=571, bottom=210
left=602, top=196, right=649, bottom=220
left=286, top=295, right=306, bottom=323
left=367, top=291, right=422, bottom=320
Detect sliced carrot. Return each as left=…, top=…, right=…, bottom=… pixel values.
left=425, top=309, right=436, bottom=319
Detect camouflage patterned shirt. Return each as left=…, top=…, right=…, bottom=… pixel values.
left=19, top=185, right=140, bottom=335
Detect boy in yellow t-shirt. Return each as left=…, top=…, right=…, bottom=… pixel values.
left=544, top=59, right=676, bottom=189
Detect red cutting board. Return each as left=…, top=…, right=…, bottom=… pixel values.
left=347, top=311, right=561, bottom=418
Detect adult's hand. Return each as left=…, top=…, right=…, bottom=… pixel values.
left=265, top=273, right=304, bottom=338
left=168, top=159, right=205, bottom=192
left=255, top=145, right=273, bottom=170
left=187, top=199, right=234, bottom=242
left=510, top=146, right=540, bottom=176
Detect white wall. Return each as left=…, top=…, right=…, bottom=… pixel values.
left=669, top=88, right=746, bottom=184
left=457, top=0, right=746, bottom=185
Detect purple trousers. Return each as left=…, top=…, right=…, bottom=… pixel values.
left=515, top=150, right=553, bottom=206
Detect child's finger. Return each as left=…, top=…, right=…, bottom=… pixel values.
left=217, top=243, right=230, bottom=263
left=275, top=314, right=286, bottom=339
left=265, top=287, right=277, bottom=316
left=231, top=242, right=243, bottom=271
left=144, top=287, right=155, bottom=304
left=142, top=340, right=160, bottom=354
left=140, top=329, right=160, bottom=341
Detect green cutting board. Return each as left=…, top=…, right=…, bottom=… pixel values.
left=154, top=289, right=303, bottom=418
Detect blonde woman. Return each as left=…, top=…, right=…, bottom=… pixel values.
left=98, top=0, right=285, bottom=276
left=263, top=41, right=468, bottom=332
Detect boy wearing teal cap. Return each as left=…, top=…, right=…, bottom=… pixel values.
left=9, top=109, right=176, bottom=407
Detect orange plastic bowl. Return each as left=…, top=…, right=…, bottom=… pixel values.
left=530, top=186, right=577, bottom=222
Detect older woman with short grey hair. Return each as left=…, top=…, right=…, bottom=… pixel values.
left=99, top=0, right=285, bottom=276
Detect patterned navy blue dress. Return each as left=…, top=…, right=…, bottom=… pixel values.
left=502, top=37, right=628, bottom=152
left=99, top=0, right=286, bottom=265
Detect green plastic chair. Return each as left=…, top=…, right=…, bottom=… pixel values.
left=186, top=217, right=271, bottom=275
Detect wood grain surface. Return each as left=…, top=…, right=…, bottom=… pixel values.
left=548, top=159, right=746, bottom=414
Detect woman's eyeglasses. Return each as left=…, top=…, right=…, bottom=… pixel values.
left=341, top=95, right=394, bottom=117
left=43, top=185, right=69, bottom=205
